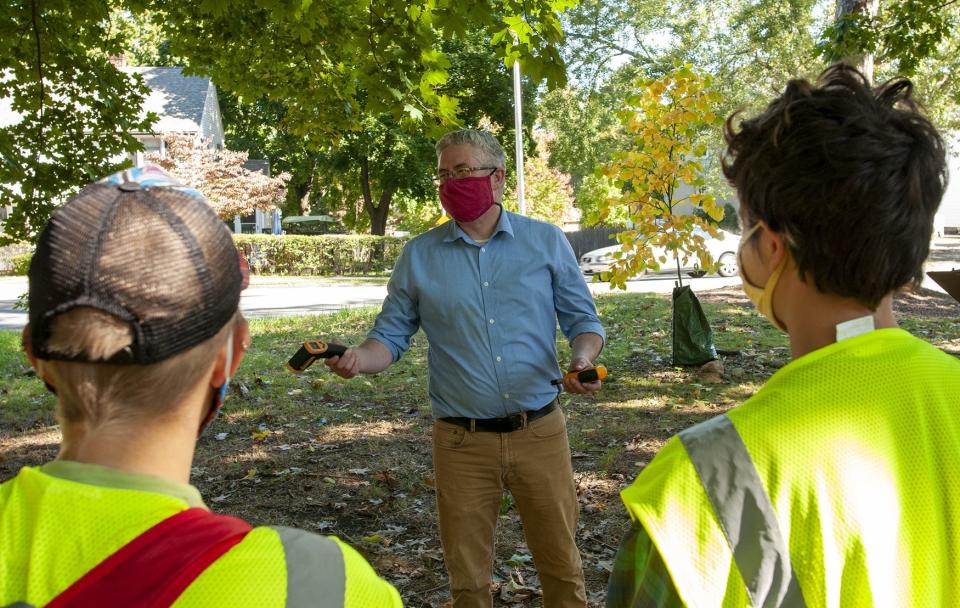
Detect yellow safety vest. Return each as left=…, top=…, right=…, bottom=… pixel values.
left=0, top=461, right=403, bottom=607
left=621, top=328, right=960, bottom=607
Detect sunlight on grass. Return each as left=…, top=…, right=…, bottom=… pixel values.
left=597, top=395, right=667, bottom=409
left=316, top=419, right=417, bottom=443
left=0, top=428, right=60, bottom=457
left=223, top=445, right=272, bottom=465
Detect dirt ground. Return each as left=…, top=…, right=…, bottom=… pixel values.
left=0, top=287, right=956, bottom=606
left=698, top=284, right=959, bottom=319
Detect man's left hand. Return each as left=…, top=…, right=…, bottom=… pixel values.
left=563, top=357, right=602, bottom=395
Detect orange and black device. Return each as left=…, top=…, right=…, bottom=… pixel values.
left=551, top=364, right=608, bottom=385
left=287, top=340, right=348, bottom=373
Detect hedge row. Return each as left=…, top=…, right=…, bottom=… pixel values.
left=10, top=253, right=32, bottom=276
left=0, top=244, right=33, bottom=276
left=2, top=235, right=409, bottom=277
left=233, top=234, right=408, bottom=276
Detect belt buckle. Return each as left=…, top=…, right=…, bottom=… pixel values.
left=504, top=411, right=527, bottom=432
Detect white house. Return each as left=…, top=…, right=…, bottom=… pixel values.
left=0, top=66, right=278, bottom=233
left=934, top=136, right=960, bottom=236
left=120, top=66, right=225, bottom=164
left=120, top=67, right=279, bottom=235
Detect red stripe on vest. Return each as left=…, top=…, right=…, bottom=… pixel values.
left=47, top=508, right=252, bottom=608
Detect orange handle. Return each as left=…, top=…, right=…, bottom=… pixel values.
left=552, top=364, right=608, bottom=385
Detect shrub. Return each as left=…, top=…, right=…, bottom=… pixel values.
left=0, top=244, right=33, bottom=276
left=11, top=253, right=32, bottom=276
left=233, top=234, right=408, bottom=276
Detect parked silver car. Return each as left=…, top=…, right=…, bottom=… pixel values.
left=579, top=228, right=740, bottom=278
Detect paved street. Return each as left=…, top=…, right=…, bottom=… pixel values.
left=2, top=237, right=957, bottom=330
left=0, top=273, right=748, bottom=330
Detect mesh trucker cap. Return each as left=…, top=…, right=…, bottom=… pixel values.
left=29, top=166, right=244, bottom=364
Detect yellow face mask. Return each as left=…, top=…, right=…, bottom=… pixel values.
left=738, top=223, right=789, bottom=333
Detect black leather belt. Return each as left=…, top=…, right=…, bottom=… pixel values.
left=440, top=400, right=557, bottom=433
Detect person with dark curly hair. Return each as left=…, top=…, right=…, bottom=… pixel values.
left=606, top=65, right=960, bottom=607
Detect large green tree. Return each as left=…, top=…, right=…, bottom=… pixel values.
left=3, top=0, right=573, bottom=242
left=0, top=0, right=156, bottom=244
left=540, top=0, right=826, bottom=210
left=219, top=31, right=538, bottom=235
left=542, top=0, right=959, bottom=225
left=820, top=0, right=959, bottom=78
left=146, top=0, right=571, bottom=144
left=537, top=78, right=632, bottom=221
left=820, top=0, right=960, bottom=129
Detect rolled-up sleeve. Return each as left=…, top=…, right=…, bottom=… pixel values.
left=367, top=247, right=420, bottom=362
left=552, top=230, right=605, bottom=347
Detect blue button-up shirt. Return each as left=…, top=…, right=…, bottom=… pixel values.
left=368, top=209, right=605, bottom=419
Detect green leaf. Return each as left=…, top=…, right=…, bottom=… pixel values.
left=403, top=103, right=424, bottom=121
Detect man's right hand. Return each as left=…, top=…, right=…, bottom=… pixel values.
left=323, top=338, right=394, bottom=378
left=324, top=345, right=361, bottom=378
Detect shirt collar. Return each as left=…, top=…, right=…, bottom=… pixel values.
left=442, top=206, right=515, bottom=244
left=41, top=459, right=208, bottom=509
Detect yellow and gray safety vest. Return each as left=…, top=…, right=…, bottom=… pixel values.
left=0, top=461, right=402, bottom=607
left=622, top=329, right=960, bottom=607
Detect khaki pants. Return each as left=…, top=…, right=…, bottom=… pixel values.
left=432, top=406, right=586, bottom=608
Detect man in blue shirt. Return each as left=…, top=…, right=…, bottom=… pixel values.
left=326, top=129, right=605, bottom=608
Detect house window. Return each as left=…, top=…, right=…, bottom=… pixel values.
left=239, top=212, right=257, bottom=234
left=134, top=138, right=165, bottom=167
left=232, top=210, right=273, bottom=234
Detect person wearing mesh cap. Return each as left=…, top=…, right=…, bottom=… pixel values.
left=606, top=66, right=960, bottom=607
left=0, top=167, right=402, bottom=607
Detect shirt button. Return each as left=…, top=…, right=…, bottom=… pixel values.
left=483, top=281, right=489, bottom=287
left=489, top=319, right=495, bottom=324
left=503, top=393, right=510, bottom=399
left=496, top=356, right=502, bottom=362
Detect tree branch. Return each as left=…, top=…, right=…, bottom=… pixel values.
left=879, top=0, right=959, bottom=30
left=566, top=31, right=643, bottom=60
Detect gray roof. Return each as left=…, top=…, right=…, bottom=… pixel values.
left=121, top=66, right=212, bottom=133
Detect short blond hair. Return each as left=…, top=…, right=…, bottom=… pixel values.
left=42, top=307, right=238, bottom=427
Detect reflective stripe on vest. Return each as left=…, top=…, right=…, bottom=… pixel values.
left=274, top=527, right=345, bottom=607
left=679, top=414, right=807, bottom=608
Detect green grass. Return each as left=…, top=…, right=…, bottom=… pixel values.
left=237, top=308, right=431, bottom=420
left=1, top=291, right=955, bottom=606
left=4, top=293, right=954, bottom=456
left=0, top=331, right=55, bottom=431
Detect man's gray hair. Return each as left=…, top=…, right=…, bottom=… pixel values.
left=436, top=129, right=506, bottom=169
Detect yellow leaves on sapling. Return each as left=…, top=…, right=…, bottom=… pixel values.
left=598, top=65, right=726, bottom=286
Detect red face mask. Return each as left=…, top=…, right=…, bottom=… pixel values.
left=438, top=175, right=495, bottom=223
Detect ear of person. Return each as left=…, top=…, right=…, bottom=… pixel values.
left=741, top=222, right=784, bottom=284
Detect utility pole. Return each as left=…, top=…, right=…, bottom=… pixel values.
left=512, top=52, right=526, bottom=215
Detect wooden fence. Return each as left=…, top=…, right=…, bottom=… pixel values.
left=563, top=226, right=620, bottom=260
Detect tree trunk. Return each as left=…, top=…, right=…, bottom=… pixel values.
left=359, top=156, right=396, bottom=236
left=295, top=158, right=318, bottom=215
left=835, top=0, right=880, bottom=81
